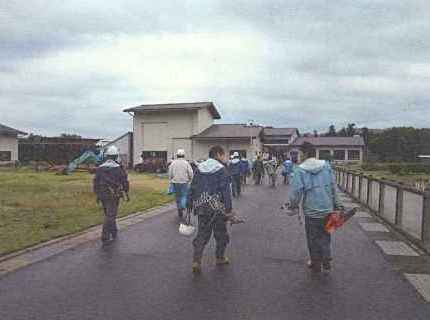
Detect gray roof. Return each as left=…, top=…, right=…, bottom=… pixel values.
left=0, top=123, right=26, bottom=136
left=292, top=136, right=365, bottom=147
left=123, top=102, right=221, bottom=119
left=193, top=124, right=263, bottom=139
left=263, top=128, right=298, bottom=136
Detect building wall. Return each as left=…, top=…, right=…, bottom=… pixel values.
left=105, top=133, right=132, bottom=167
left=0, top=135, right=18, bottom=163
left=193, top=139, right=260, bottom=160
left=289, top=147, right=364, bottom=163
left=195, top=108, right=214, bottom=135
left=132, top=108, right=215, bottom=164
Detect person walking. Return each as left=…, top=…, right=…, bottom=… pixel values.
left=229, top=152, right=241, bottom=197
left=282, top=157, right=293, bottom=185
left=287, top=150, right=343, bottom=273
left=240, top=156, right=250, bottom=186
left=93, top=145, right=129, bottom=244
left=187, top=145, right=234, bottom=274
left=168, top=149, right=194, bottom=219
left=264, top=155, right=277, bottom=188
left=253, top=155, right=264, bottom=185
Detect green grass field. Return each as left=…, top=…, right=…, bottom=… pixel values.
left=0, top=168, right=172, bottom=256
left=338, top=163, right=429, bottom=187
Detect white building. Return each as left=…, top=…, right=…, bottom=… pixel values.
left=0, top=123, right=26, bottom=164
left=124, top=102, right=365, bottom=166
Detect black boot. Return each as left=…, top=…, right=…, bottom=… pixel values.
left=178, top=208, right=183, bottom=219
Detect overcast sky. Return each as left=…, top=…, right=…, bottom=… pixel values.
left=1, top=1, right=429, bottom=139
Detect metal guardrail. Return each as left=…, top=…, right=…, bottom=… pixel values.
left=335, top=167, right=430, bottom=253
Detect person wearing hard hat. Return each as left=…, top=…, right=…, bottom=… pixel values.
left=168, top=149, right=194, bottom=219
left=93, top=145, right=129, bottom=244
left=228, top=152, right=242, bottom=197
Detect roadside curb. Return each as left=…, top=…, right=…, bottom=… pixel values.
left=0, top=202, right=175, bottom=277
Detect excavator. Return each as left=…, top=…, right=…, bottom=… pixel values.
left=64, top=149, right=104, bottom=174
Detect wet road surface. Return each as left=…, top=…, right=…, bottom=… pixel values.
left=1, top=181, right=430, bottom=320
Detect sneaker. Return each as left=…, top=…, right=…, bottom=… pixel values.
left=192, top=262, right=202, bottom=274
left=216, top=257, right=230, bottom=266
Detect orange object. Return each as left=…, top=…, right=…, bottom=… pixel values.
left=325, top=211, right=343, bottom=233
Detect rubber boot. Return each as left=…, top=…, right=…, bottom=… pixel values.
left=192, top=260, right=202, bottom=274
left=216, top=257, right=230, bottom=266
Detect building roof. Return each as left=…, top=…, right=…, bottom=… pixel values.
left=193, top=124, right=263, bottom=139
left=262, top=128, right=298, bottom=136
left=292, top=136, right=365, bottom=147
left=123, top=102, right=221, bottom=119
left=0, top=123, right=26, bottom=136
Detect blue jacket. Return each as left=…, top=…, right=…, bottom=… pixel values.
left=229, top=158, right=241, bottom=176
left=288, top=158, right=341, bottom=218
left=282, top=160, right=293, bottom=175
left=239, top=159, right=250, bottom=175
left=188, top=158, right=232, bottom=215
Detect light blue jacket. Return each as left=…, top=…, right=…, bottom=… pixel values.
left=288, top=158, right=341, bottom=218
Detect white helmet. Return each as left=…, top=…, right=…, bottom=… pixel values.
left=105, top=145, right=119, bottom=156
left=233, top=152, right=240, bottom=158
left=177, top=149, right=185, bottom=157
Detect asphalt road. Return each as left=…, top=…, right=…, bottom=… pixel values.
left=1, top=179, right=430, bottom=320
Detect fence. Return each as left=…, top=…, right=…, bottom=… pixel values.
left=335, top=167, right=430, bottom=253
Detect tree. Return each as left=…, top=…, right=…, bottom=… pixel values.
left=60, top=133, right=82, bottom=139
left=327, top=125, right=336, bottom=137
left=346, top=123, right=356, bottom=137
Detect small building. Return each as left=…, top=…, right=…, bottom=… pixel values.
left=291, top=136, right=365, bottom=163
left=0, top=123, right=26, bottom=164
left=261, top=127, right=300, bottom=160
left=192, top=124, right=263, bottom=160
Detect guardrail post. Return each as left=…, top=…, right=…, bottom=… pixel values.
left=378, top=182, right=385, bottom=217
left=395, top=187, right=404, bottom=226
left=367, top=177, right=372, bottom=207
left=422, top=190, right=430, bottom=246
left=352, top=173, right=356, bottom=198
left=358, top=174, right=363, bottom=202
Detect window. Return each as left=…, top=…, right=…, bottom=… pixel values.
left=0, top=151, right=12, bottom=161
left=319, top=150, right=332, bottom=160
left=334, top=150, right=346, bottom=160
left=348, top=150, right=361, bottom=161
left=141, top=151, right=167, bottom=161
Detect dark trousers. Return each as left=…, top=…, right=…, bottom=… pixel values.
left=231, top=175, right=241, bottom=197
left=241, top=174, right=247, bottom=185
left=101, top=198, right=119, bottom=241
left=305, top=216, right=331, bottom=263
left=255, top=172, right=262, bottom=185
left=193, top=213, right=230, bottom=261
left=269, top=174, right=276, bottom=187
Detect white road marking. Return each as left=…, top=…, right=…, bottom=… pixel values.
left=359, top=222, right=389, bottom=232
left=354, top=211, right=372, bottom=218
left=375, top=240, right=419, bottom=256
left=405, top=274, right=430, bottom=303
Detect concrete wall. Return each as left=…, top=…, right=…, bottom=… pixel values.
left=195, top=108, right=214, bottom=135
left=132, top=107, right=215, bottom=164
left=0, top=135, right=18, bottom=163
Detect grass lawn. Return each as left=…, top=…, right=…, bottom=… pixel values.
left=0, top=168, right=172, bottom=256
left=338, top=164, right=429, bottom=187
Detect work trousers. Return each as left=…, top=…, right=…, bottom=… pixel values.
left=101, top=198, right=120, bottom=241
left=231, top=175, right=241, bottom=197
left=193, top=213, right=230, bottom=262
left=305, top=216, right=332, bottom=263
left=173, top=183, right=189, bottom=211
left=254, top=172, right=263, bottom=185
